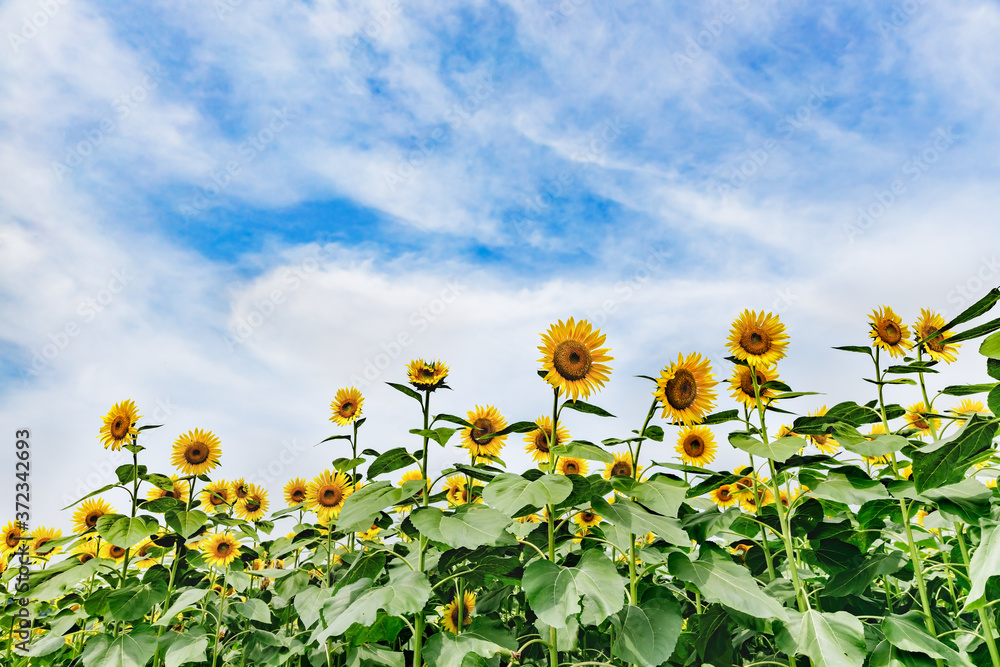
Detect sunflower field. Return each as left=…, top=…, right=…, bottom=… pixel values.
left=6, top=291, right=1000, bottom=667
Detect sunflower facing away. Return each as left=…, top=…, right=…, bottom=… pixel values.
left=914, top=308, right=960, bottom=363
left=2, top=521, right=24, bottom=555
left=201, top=480, right=233, bottom=514
left=407, top=359, right=450, bottom=391
left=806, top=406, right=839, bottom=454
left=202, top=532, right=241, bottom=568
left=710, top=484, right=736, bottom=509
left=728, top=364, right=779, bottom=409
left=523, top=416, right=570, bottom=464
left=727, top=310, right=790, bottom=367
left=235, top=484, right=270, bottom=522
left=462, top=405, right=509, bottom=461
left=171, top=428, right=222, bottom=476
left=98, top=399, right=141, bottom=451
left=330, top=387, right=364, bottom=426
left=538, top=317, right=613, bottom=401
left=868, top=306, right=912, bottom=358
left=284, top=477, right=308, bottom=507
left=675, top=425, right=717, bottom=467
left=440, top=591, right=476, bottom=634
left=905, top=402, right=940, bottom=436
left=306, top=470, right=354, bottom=521
left=72, top=498, right=115, bottom=534
left=604, top=452, right=639, bottom=479
left=146, top=475, right=190, bottom=503
left=655, top=352, right=718, bottom=425
left=557, top=457, right=589, bottom=476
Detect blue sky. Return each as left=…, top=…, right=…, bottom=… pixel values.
left=3, top=0, right=1000, bottom=532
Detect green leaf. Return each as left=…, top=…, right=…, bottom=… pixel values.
left=294, top=587, right=332, bottom=628
left=347, top=645, right=405, bottom=667
left=883, top=612, right=974, bottom=666
left=313, top=571, right=432, bottom=642
left=610, top=598, right=684, bottom=667
left=366, top=447, right=418, bottom=480
left=386, top=381, right=423, bottom=403
left=422, top=618, right=516, bottom=667
left=982, top=330, right=1000, bottom=359
left=832, top=345, right=873, bottom=356
left=522, top=550, right=625, bottom=629
left=939, top=382, right=998, bottom=396
left=154, top=588, right=209, bottom=625
left=642, top=425, right=664, bottom=441
left=912, top=414, right=998, bottom=492
left=164, top=509, right=208, bottom=538
left=316, top=434, right=353, bottom=445
left=561, top=399, right=615, bottom=417
left=591, top=496, right=690, bottom=547
left=701, top=409, right=740, bottom=425
left=27, top=557, right=108, bottom=601
left=81, top=628, right=158, bottom=667
left=61, top=483, right=119, bottom=510
left=963, top=521, right=1000, bottom=611
left=777, top=610, right=866, bottom=667
left=808, top=470, right=890, bottom=505
left=96, top=514, right=160, bottom=549
left=164, top=633, right=209, bottom=667
left=934, top=287, right=1000, bottom=338
left=989, top=359, right=1000, bottom=381
left=489, top=421, right=541, bottom=437
left=990, top=385, right=1000, bottom=417
left=333, top=456, right=367, bottom=473
left=409, top=505, right=514, bottom=549
left=482, top=473, right=573, bottom=516
left=433, top=413, right=475, bottom=428
left=144, top=473, right=175, bottom=491
left=107, top=579, right=168, bottom=622
left=728, top=433, right=805, bottom=462
left=550, top=440, right=615, bottom=463
left=823, top=552, right=906, bottom=597
left=409, top=427, right=458, bottom=447
left=668, top=547, right=788, bottom=621
left=611, top=476, right=687, bottom=517
left=338, top=481, right=413, bottom=533
left=841, top=434, right=910, bottom=457
left=919, top=478, right=993, bottom=524
left=233, top=598, right=272, bottom=623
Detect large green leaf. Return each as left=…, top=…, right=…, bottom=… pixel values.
left=81, top=628, right=158, bottom=667
left=422, top=618, right=517, bottom=667
left=347, top=646, right=404, bottom=667
left=668, top=547, right=788, bottom=621
left=154, top=588, right=209, bottom=626
left=338, top=481, right=420, bottom=532
left=883, top=612, right=974, bottom=666
left=807, top=470, right=889, bottom=505
left=912, top=414, right=998, bottom=492
left=981, top=330, right=1000, bottom=359
left=409, top=505, right=514, bottom=549
left=919, top=477, right=993, bottom=524
left=164, top=509, right=208, bottom=539
left=610, top=598, right=684, bottom=667
left=842, top=434, right=910, bottom=458
left=366, top=447, right=418, bottom=480
left=233, top=598, right=272, bottom=623
left=550, top=440, right=615, bottom=463
left=823, top=552, right=906, bottom=597
left=482, top=473, right=573, bottom=516
left=97, top=513, right=161, bottom=548
left=107, top=578, right=168, bottom=622
left=522, top=550, right=625, bottom=629
left=591, top=496, right=690, bottom=547
left=27, top=557, right=108, bottom=601
left=164, top=633, right=209, bottom=667
left=611, top=476, right=688, bottom=517
left=869, top=641, right=937, bottom=667
left=729, top=433, right=805, bottom=462
left=777, top=610, right=866, bottom=667
left=963, top=521, right=1000, bottom=611
left=313, top=571, right=431, bottom=642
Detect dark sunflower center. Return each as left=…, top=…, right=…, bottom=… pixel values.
left=86, top=512, right=101, bottom=527
left=79, top=553, right=94, bottom=563
left=470, top=418, right=495, bottom=446
left=534, top=430, right=551, bottom=453
left=291, top=489, right=305, bottom=502
left=553, top=340, right=592, bottom=381
left=217, top=543, right=230, bottom=555
left=813, top=433, right=828, bottom=446
left=734, top=476, right=753, bottom=492
left=880, top=321, right=902, bottom=345
left=581, top=512, right=596, bottom=523
left=35, top=538, right=50, bottom=550
left=169, top=488, right=182, bottom=500
left=740, top=369, right=766, bottom=397
left=665, top=369, right=698, bottom=410
left=6, top=533, right=18, bottom=548
left=246, top=499, right=261, bottom=512
left=683, top=436, right=705, bottom=457
left=186, top=443, right=209, bottom=464
left=740, top=328, right=771, bottom=356
left=137, top=545, right=150, bottom=557
left=717, top=486, right=732, bottom=501
left=110, top=546, right=126, bottom=558
left=923, top=326, right=947, bottom=353
left=450, top=601, right=471, bottom=630
left=913, top=417, right=929, bottom=430
left=563, top=461, right=580, bottom=475
left=610, top=461, right=632, bottom=477
left=209, top=491, right=227, bottom=506
left=111, top=416, right=129, bottom=439
left=339, top=401, right=356, bottom=418
left=321, top=486, right=344, bottom=507
left=417, top=368, right=434, bottom=382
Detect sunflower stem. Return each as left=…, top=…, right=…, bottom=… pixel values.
left=211, top=566, right=231, bottom=667
left=955, top=522, right=1000, bottom=667
left=153, top=475, right=196, bottom=667
left=413, top=388, right=433, bottom=667
left=548, top=386, right=560, bottom=667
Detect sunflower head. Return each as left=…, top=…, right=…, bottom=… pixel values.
left=72, top=498, right=115, bottom=534
left=914, top=308, right=960, bottom=363
left=868, top=306, right=912, bottom=358
left=440, top=591, right=476, bottom=634
left=806, top=406, right=839, bottom=454
left=738, top=480, right=774, bottom=513
left=98, top=399, right=142, bottom=451
left=905, top=402, right=940, bottom=437
left=73, top=541, right=100, bottom=563
left=574, top=509, right=602, bottom=529
left=170, top=428, right=222, bottom=476
left=1, top=521, right=25, bottom=555
left=202, top=533, right=241, bottom=568
left=231, top=479, right=252, bottom=500
left=462, top=405, right=509, bottom=461
left=726, top=309, right=790, bottom=367
left=538, top=317, right=613, bottom=400
left=101, top=542, right=128, bottom=562
left=201, top=481, right=232, bottom=514
left=146, top=475, right=190, bottom=503
left=729, top=364, right=778, bottom=409
left=407, top=359, right=450, bottom=391
left=30, top=526, right=62, bottom=558
left=556, top=457, right=589, bottom=476
left=443, top=475, right=483, bottom=506
left=284, top=477, right=308, bottom=506
left=655, top=352, right=718, bottom=425
left=605, top=452, right=638, bottom=480
left=235, top=485, right=269, bottom=522
left=675, top=425, right=717, bottom=468
left=306, top=470, right=354, bottom=521
left=357, top=524, right=383, bottom=542
left=523, top=416, right=569, bottom=464
left=330, top=387, right=364, bottom=426
left=952, top=399, right=986, bottom=418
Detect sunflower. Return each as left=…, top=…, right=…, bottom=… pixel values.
left=357, top=524, right=382, bottom=542
left=727, top=310, right=790, bottom=367
left=202, top=533, right=241, bottom=568
left=306, top=470, right=354, bottom=521
left=523, top=416, right=570, bottom=464
left=30, top=526, right=62, bottom=558
left=952, top=399, right=985, bottom=417
left=730, top=467, right=759, bottom=497
left=914, top=308, right=960, bottom=363
left=407, top=359, right=450, bottom=391
left=605, top=452, right=639, bottom=479
left=538, top=317, right=613, bottom=400
left=710, top=484, right=736, bottom=508
left=132, top=538, right=159, bottom=569
left=738, top=481, right=774, bottom=513
left=731, top=543, right=753, bottom=559
left=235, top=485, right=269, bottom=522
left=440, top=591, right=476, bottom=634
left=518, top=514, right=541, bottom=524
left=396, top=469, right=425, bottom=514
left=1, top=521, right=25, bottom=555
left=330, top=387, right=364, bottom=426
left=98, top=399, right=141, bottom=451
left=72, top=498, right=115, bottom=534
left=899, top=465, right=913, bottom=480
left=73, top=541, right=99, bottom=563
left=556, top=457, right=589, bottom=476
left=0, top=555, right=7, bottom=574
left=231, top=479, right=252, bottom=501
left=655, top=352, right=718, bottom=425
left=675, top=425, right=717, bottom=467
left=171, top=428, right=222, bottom=476
left=462, top=405, right=509, bottom=461
left=283, top=477, right=308, bottom=507
left=905, top=402, right=939, bottom=436
left=806, top=406, right=839, bottom=454
left=146, top=475, right=190, bottom=503
left=443, top=476, right=482, bottom=506
left=197, top=481, right=230, bottom=514
left=574, top=509, right=602, bottom=529
left=729, top=364, right=779, bottom=408
left=100, top=542, right=128, bottom=562
left=868, top=306, right=912, bottom=358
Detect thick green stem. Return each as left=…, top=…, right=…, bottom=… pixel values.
left=548, top=387, right=560, bottom=667
left=413, top=389, right=432, bottom=667
left=956, top=523, right=1000, bottom=667
left=211, top=567, right=230, bottom=667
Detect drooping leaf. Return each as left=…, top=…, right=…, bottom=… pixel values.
left=883, top=612, right=974, bottom=666
left=97, top=514, right=160, bottom=549
left=550, top=440, right=615, bottom=463
left=963, top=521, right=1000, bottom=611
left=409, top=505, right=514, bottom=549
left=164, top=633, right=209, bottom=667
left=366, top=447, right=418, bottom=480
left=807, top=469, right=890, bottom=505
left=561, top=399, right=615, bottom=417
left=728, top=433, right=806, bottom=462
left=338, top=481, right=417, bottom=533
left=422, top=618, right=517, bottom=667
left=81, top=627, right=158, bottom=667
left=777, top=610, right=866, bottom=667
left=592, top=496, right=690, bottom=547
left=154, top=588, right=209, bottom=626
left=313, top=571, right=431, bottom=642
left=611, top=476, right=688, bottom=517
left=668, top=547, right=788, bottom=621
left=610, top=597, right=684, bottom=667
left=164, top=509, right=208, bottom=538
left=522, top=550, right=625, bottom=629
left=482, top=473, right=573, bottom=516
